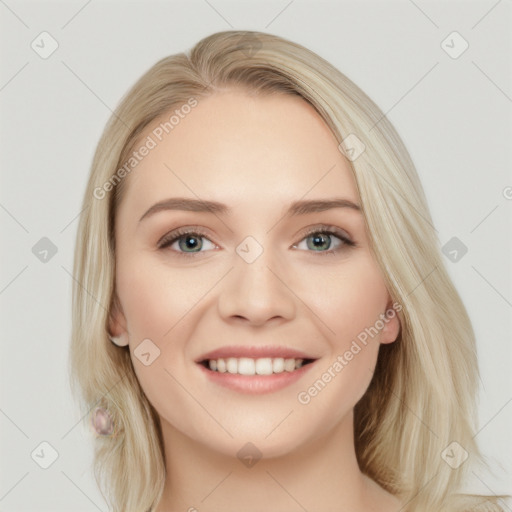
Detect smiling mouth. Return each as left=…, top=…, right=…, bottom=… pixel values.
left=199, top=357, right=316, bottom=376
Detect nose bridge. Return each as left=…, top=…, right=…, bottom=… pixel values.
left=217, top=235, right=296, bottom=324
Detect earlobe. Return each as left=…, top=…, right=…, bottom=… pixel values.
left=380, top=300, right=401, bottom=345
left=110, top=335, right=129, bottom=347
left=108, top=295, right=129, bottom=347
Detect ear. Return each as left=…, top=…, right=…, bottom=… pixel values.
left=379, top=298, right=401, bottom=345
left=108, top=294, right=129, bottom=346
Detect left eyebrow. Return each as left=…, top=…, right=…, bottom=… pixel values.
left=138, top=197, right=361, bottom=222
left=285, top=199, right=361, bottom=216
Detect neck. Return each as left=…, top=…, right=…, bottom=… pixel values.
left=154, top=411, right=375, bottom=512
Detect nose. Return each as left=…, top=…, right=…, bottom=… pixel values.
left=217, top=248, right=296, bottom=327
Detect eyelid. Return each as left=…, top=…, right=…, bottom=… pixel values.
left=296, top=224, right=354, bottom=244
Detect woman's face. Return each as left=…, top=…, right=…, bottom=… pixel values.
left=110, top=89, right=399, bottom=458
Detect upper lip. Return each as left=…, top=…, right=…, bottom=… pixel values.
left=195, top=345, right=317, bottom=363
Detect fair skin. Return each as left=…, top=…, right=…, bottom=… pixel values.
left=110, top=88, right=402, bottom=511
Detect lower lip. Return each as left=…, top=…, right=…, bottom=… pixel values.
left=197, top=362, right=316, bottom=394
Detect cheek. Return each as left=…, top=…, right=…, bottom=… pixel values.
left=115, top=258, right=198, bottom=394
left=304, top=256, right=390, bottom=347
left=115, top=257, right=209, bottom=438
left=116, top=254, right=213, bottom=340
left=300, top=258, right=389, bottom=403
left=115, top=254, right=218, bottom=416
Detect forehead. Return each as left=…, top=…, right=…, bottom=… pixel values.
left=119, top=90, right=358, bottom=215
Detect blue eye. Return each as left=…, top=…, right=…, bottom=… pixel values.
left=293, top=228, right=355, bottom=256
left=158, top=229, right=215, bottom=255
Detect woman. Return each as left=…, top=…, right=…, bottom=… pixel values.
left=70, top=30, right=504, bottom=511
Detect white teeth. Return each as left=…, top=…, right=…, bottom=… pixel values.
left=206, top=357, right=309, bottom=375
left=284, top=358, right=296, bottom=372
left=226, top=358, right=238, bottom=374
left=217, top=359, right=227, bottom=373
left=272, top=358, right=284, bottom=373
left=255, top=358, right=273, bottom=375
left=238, top=357, right=255, bottom=375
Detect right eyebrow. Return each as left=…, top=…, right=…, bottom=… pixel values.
left=139, top=198, right=229, bottom=222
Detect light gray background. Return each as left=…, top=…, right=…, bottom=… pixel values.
left=1, top=1, right=511, bottom=510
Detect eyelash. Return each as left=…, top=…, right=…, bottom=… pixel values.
left=157, top=225, right=356, bottom=258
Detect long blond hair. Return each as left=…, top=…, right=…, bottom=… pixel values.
left=70, top=30, right=503, bottom=512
